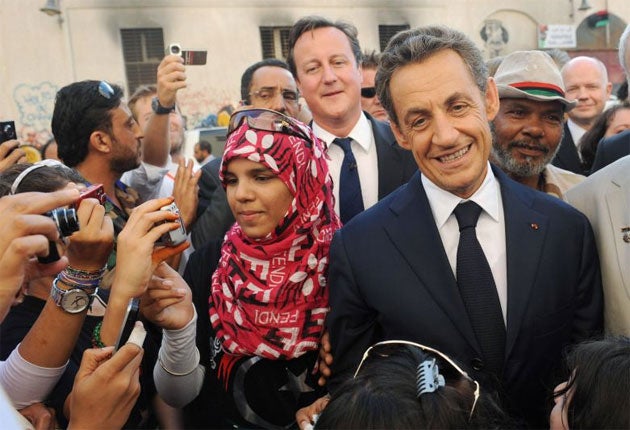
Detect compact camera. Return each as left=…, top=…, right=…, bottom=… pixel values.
left=155, top=202, right=187, bottom=247
left=72, top=184, right=106, bottom=210
left=167, top=43, right=207, bottom=65
left=38, top=208, right=80, bottom=264
left=0, top=121, right=17, bottom=144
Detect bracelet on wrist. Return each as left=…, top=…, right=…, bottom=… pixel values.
left=92, top=321, right=106, bottom=348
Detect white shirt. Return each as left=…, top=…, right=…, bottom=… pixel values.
left=567, top=119, right=587, bottom=161
left=422, top=163, right=508, bottom=324
left=312, top=112, right=379, bottom=216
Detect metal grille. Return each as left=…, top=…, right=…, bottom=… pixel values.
left=260, top=26, right=292, bottom=60
left=120, top=28, right=165, bottom=94
left=379, top=24, right=410, bottom=51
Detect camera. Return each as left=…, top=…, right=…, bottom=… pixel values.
left=38, top=208, right=80, bottom=264
left=0, top=121, right=17, bottom=144
left=72, top=184, right=106, bottom=210
left=155, top=202, right=187, bottom=247
left=167, top=43, right=207, bottom=65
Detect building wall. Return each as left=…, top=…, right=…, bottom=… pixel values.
left=1, top=0, right=628, bottom=147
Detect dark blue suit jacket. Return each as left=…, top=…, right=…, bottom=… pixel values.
left=327, top=165, right=603, bottom=426
left=590, top=128, right=630, bottom=173
left=552, top=122, right=588, bottom=175
left=190, top=113, right=416, bottom=248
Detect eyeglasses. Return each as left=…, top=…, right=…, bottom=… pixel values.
left=355, top=340, right=480, bottom=420
left=9, top=159, right=68, bottom=195
left=98, top=81, right=114, bottom=99
left=361, top=87, right=377, bottom=98
left=249, top=87, right=299, bottom=103
left=228, top=108, right=311, bottom=142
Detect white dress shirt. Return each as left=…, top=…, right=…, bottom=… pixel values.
left=567, top=119, right=587, bottom=161
left=312, top=112, right=379, bottom=216
left=422, top=163, right=508, bottom=324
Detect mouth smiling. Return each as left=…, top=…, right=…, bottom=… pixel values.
left=438, top=144, right=471, bottom=163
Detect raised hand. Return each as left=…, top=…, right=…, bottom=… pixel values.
left=141, top=262, right=194, bottom=330
left=0, top=140, right=27, bottom=173
left=172, top=158, right=201, bottom=229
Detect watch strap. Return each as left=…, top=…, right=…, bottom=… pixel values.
left=51, top=277, right=98, bottom=313
left=152, top=97, right=176, bottom=115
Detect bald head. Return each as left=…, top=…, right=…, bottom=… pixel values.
left=561, top=56, right=612, bottom=129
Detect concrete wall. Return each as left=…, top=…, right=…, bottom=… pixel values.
left=1, top=0, right=628, bottom=148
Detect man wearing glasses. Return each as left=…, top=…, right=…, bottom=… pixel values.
left=325, top=26, right=602, bottom=427
left=360, top=50, right=388, bottom=122
left=287, top=16, right=416, bottom=225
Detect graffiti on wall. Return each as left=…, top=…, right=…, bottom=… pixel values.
left=177, top=86, right=237, bottom=129
left=13, top=82, right=58, bottom=147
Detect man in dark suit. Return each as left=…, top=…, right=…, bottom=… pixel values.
left=287, top=16, right=416, bottom=224
left=552, top=56, right=612, bottom=175
left=326, top=26, right=603, bottom=427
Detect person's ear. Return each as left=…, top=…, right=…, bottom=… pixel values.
left=484, top=77, right=500, bottom=121
left=89, top=131, right=112, bottom=154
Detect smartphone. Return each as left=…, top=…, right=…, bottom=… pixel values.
left=114, top=298, right=140, bottom=351
left=0, top=121, right=17, bottom=144
left=72, top=184, right=106, bottom=210
left=167, top=43, right=207, bottom=65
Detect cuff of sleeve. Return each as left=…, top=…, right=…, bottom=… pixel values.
left=159, top=307, right=199, bottom=376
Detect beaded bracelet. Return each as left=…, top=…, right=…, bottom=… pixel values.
left=58, top=265, right=106, bottom=290
left=92, top=321, right=106, bottom=348
left=65, top=264, right=107, bottom=279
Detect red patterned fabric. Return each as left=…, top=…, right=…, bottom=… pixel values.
left=209, top=119, right=341, bottom=359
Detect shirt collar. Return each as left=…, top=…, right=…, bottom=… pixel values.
left=312, top=112, right=373, bottom=152
left=567, top=118, right=587, bottom=144
left=422, top=162, right=500, bottom=229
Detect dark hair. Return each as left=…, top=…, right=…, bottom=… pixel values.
left=196, top=139, right=212, bottom=153
left=362, top=50, right=381, bottom=70
left=52, top=80, right=124, bottom=167
left=554, top=337, right=630, bottom=429
left=287, top=16, right=362, bottom=79
left=240, top=59, right=291, bottom=104
left=617, top=81, right=628, bottom=102
left=39, top=138, right=57, bottom=160
left=376, top=26, right=487, bottom=127
left=128, top=84, right=157, bottom=119
left=0, top=163, right=83, bottom=197
left=579, top=101, right=630, bottom=172
left=315, top=345, right=511, bottom=429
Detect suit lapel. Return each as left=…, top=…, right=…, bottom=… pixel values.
left=606, top=170, right=630, bottom=293
left=384, top=173, right=481, bottom=354
left=495, top=168, right=549, bottom=358
left=554, top=123, right=582, bottom=173
left=369, top=115, right=405, bottom=199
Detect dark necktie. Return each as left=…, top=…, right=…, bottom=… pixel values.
left=454, top=201, right=506, bottom=375
left=333, top=138, right=364, bottom=224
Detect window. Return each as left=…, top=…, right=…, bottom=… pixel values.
left=260, top=26, right=292, bottom=60
left=120, top=28, right=165, bottom=94
left=379, top=24, right=410, bottom=51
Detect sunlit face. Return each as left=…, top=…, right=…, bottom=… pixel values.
left=550, top=381, right=571, bottom=430
left=224, top=158, right=293, bottom=240
left=133, top=94, right=184, bottom=154
left=491, top=98, right=564, bottom=178
left=109, top=104, right=143, bottom=175
left=248, top=66, right=301, bottom=119
left=390, top=50, right=499, bottom=198
left=604, top=107, right=630, bottom=137
left=361, top=67, right=388, bottom=121
left=293, top=26, right=363, bottom=128
left=562, top=58, right=612, bottom=127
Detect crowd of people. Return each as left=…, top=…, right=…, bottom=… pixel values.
left=1, top=13, right=629, bottom=430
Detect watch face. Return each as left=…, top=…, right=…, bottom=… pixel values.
left=60, top=289, right=90, bottom=314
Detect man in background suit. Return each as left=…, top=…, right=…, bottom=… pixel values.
left=326, top=26, right=602, bottom=427
left=566, top=155, right=630, bottom=335
left=552, top=56, right=612, bottom=175
left=590, top=25, right=630, bottom=173
left=287, top=16, right=416, bottom=224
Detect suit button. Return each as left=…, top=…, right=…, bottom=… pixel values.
left=471, top=358, right=484, bottom=371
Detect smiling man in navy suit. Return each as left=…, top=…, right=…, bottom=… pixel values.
left=326, top=26, right=603, bottom=427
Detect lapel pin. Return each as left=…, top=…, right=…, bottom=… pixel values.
left=530, top=223, right=539, bottom=230
left=622, top=227, right=630, bottom=243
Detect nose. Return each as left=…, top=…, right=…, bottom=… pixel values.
left=233, top=179, right=254, bottom=202
left=576, top=86, right=589, bottom=100
left=431, top=112, right=459, bottom=147
left=321, top=64, right=338, bottom=84
left=268, top=92, right=286, bottom=114
left=133, top=121, right=144, bottom=140
left=523, top=117, right=544, bottom=138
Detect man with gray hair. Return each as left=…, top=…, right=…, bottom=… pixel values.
left=553, top=56, right=612, bottom=174
left=590, top=24, right=630, bottom=172
left=490, top=50, right=584, bottom=200
left=325, top=25, right=602, bottom=426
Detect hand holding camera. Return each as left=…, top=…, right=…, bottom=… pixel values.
left=0, top=121, right=27, bottom=172
left=113, top=197, right=189, bottom=302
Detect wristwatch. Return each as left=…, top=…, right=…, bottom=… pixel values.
left=51, top=278, right=97, bottom=314
left=151, top=97, right=176, bottom=115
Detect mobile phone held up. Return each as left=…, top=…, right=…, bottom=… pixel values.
left=72, top=184, right=106, bottom=210
left=0, top=121, right=17, bottom=144
left=167, top=43, right=207, bottom=65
